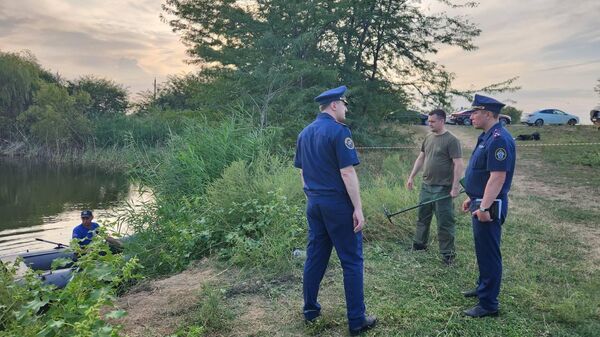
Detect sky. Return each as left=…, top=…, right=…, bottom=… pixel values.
left=1, top=0, right=599, bottom=123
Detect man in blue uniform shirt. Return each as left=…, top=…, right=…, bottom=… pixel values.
left=73, top=210, right=122, bottom=249
left=461, top=94, right=516, bottom=318
left=294, top=85, right=376, bottom=335
left=73, top=210, right=100, bottom=246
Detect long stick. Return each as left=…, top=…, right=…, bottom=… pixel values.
left=35, top=238, right=69, bottom=248
left=383, top=190, right=465, bottom=225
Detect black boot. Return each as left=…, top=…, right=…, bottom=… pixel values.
left=463, top=305, right=498, bottom=318
left=349, top=315, right=377, bottom=336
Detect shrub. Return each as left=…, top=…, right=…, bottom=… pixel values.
left=0, top=231, right=140, bottom=336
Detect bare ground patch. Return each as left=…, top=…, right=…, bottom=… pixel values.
left=112, top=260, right=216, bottom=337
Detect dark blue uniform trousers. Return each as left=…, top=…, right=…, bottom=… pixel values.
left=303, top=196, right=366, bottom=329
left=471, top=198, right=507, bottom=311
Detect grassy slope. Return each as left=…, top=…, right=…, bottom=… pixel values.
left=145, top=125, right=600, bottom=337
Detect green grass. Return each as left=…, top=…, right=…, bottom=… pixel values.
left=117, top=123, right=599, bottom=336
left=509, top=125, right=600, bottom=186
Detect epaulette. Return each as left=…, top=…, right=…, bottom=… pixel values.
left=493, top=129, right=501, bottom=138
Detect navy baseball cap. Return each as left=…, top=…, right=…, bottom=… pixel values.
left=314, top=85, right=348, bottom=105
left=81, top=210, right=93, bottom=218
left=471, top=94, right=505, bottom=114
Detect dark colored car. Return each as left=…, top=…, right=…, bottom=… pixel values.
left=447, top=109, right=512, bottom=126
left=591, top=106, right=600, bottom=127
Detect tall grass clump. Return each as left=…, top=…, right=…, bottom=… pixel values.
left=200, top=154, right=306, bottom=272
left=126, top=115, right=309, bottom=275
left=148, top=116, right=280, bottom=200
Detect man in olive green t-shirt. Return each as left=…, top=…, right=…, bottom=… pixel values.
left=406, top=109, right=463, bottom=265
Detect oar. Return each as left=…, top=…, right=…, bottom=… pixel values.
left=35, top=238, right=69, bottom=248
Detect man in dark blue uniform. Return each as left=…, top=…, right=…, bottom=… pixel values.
left=294, top=86, right=376, bottom=335
left=461, top=94, right=516, bottom=317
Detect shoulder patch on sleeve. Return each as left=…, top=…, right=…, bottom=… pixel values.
left=344, top=137, right=355, bottom=149
left=495, top=148, right=507, bottom=161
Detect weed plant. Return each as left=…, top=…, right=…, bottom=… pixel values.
left=0, top=230, right=141, bottom=336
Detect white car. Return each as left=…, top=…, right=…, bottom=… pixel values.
left=520, top=109, right=579, bottom=126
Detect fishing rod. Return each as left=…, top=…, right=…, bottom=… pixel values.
left=35, top=238, right=69, bottom=248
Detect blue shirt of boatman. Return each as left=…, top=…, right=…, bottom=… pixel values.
left=72, top=222, right=100, bottom=246
left=464, top=122, right=516, bottom=199
left=293, top=113, right=359, bottom=197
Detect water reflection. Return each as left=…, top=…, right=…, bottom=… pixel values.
left=0, top=158, right=146, bottom=257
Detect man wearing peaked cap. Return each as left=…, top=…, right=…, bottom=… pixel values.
left=460, top=94, right=516, bottom=318
left=470, top=94, right=505, bottom=114
left=294, top=85, right=376, bottom=335
left=314, top=85, right=349, bottom=105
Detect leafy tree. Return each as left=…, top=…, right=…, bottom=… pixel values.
left=67, top=75, right=128, bottom=117
left=161, top=0, right=490, bottom=127
left=501, top=105, right=522, bottom=122
left=0, top=51, right=61, bottom=139
left=17, top=83, right=91, bottom=148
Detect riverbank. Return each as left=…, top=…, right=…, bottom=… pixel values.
left=111, top=124, right=600, bottom=336
left=3, top=123, right=598, bottom=336
left=0, top=140, right=149, bottom=173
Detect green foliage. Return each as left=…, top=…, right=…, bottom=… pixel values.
left=160, top=0, right=486, bottom=127
left=502, top=105, right=523, bottom=122
left=92, top=109, right=190, bottom=148
left=0, top=231, right=141, bottom=336
left=67, top=76, right=128, bottom=117
left=121, top=116, right=282, bottom=275
left=17, top=83, right=91, bottom=148
left=195, top=284, right=233, bottom=333
left=127, top=136, right=306, bottom=275
left=0, top=51, right=58, bottom=139
left=202, top=156, right=305, bottom=271
left=149, top=116, right=280, bottom=199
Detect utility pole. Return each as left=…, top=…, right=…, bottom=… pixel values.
left=153, top=77, right=157, bottom=101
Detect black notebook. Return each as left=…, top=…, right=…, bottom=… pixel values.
left=470, top=199, right=502, bottom=220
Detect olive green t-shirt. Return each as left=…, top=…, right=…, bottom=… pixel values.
left=421, top=131, right=462, bottom=186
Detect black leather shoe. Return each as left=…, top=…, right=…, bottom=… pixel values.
left=461, top=288, right=478, bottom=298
left=349, top=315, right=377, bottom=336
left=463, top=305, right=498, bottom=318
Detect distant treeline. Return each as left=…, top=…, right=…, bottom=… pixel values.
left=0, top=51, right=184, bottom=151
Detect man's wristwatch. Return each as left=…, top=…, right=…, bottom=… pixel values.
left=478, top=206, right=489, bottom=213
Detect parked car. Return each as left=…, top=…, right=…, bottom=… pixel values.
left=591, top=106, right=600, bottom=128
left=418, top=113, right=429, bottom=125
left=521, top=109, right=579, bottom=126
left=447, top=109, right=512, bottom=126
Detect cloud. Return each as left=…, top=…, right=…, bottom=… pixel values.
left=0, top=0, right=194, bottom=95
left=423, top=0, right=600, bottom=120
left=1, top=0, right=598, bottom=116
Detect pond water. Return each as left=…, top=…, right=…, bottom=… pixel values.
left=0, top=157, right=149, bottom=260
